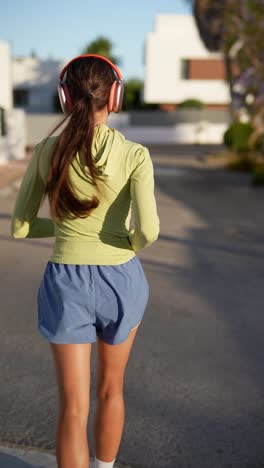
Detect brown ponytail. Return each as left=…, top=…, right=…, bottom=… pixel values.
left=38, top=57, right=115, bottom=222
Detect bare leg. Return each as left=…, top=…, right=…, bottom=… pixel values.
left=49, top=342, right=92, bottom=468
left=93, top=322, right=141, bottom=462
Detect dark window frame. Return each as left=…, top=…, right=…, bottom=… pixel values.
left=13, top=88, right=29, bottom=107
left=180, top=59, right=190, bottom=80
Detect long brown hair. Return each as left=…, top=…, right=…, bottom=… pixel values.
left=38, top=57, right=116, bottom=222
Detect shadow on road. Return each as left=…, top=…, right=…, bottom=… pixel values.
left=0, top=451, right=34, bottom=468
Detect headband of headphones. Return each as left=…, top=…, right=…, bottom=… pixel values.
left=58, top=53, right=124, bottom=114
left=59, top=53, right=122, bottom=82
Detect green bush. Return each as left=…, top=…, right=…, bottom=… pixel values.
left=223, top=126, right=233, bottom=148
left=223, top=121, right=254, bottom=152
left=178, top=98, right=204, bottom=110
left=252, top=165, right=264, bottom=185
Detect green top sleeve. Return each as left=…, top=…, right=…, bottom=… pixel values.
left=10, top=143, right=55, bottom=239
left=128, top=147, right=160, bottom=252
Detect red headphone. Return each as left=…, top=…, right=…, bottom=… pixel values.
left=58, top=54, right=124, bottom=114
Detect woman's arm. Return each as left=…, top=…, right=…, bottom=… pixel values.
left=10, top=143, right=55, bottom=239
left=128, top=146, right=160, bottom=252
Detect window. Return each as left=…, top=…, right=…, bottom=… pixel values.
left=0, top=107, right=7, bottom=136
left=13, top=88, right=29, bottom=107
left=180, top=58, right=225, bottom=80
left=187, top=59, right=225, bottom=80
left=180, top=59, right=190, bottom=80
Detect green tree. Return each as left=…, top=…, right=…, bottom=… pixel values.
left=31, top=49, right=38, bottom=58
left=122, top=79, right=159, bottom=110
left=82, top=37, right=159, bottom=110
left=123, top=79, right=143, bottom=110
left=82, top=36, right=121, bottom=66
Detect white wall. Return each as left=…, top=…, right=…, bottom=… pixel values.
left=0, top=41, right=13, bottom=110
left=144, top=15, right=230, bottom=105
left=5, top=109, right=26, bottom=160
left=13, top=57, right=64, bottom=88
left=122, top=124, right=228, bottom=145
left=13, top=57, right=65, bottom=113
left=25, top=113, right=228, bottom=146
left=0, top=108, right=26, bottom=163
left=25, top=112, right=130, bottom=146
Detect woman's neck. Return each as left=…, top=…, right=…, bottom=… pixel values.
left=94, top=108, right=109, bottom=126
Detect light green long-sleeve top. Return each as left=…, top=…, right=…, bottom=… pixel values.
left=10, top=123, right=160, bottom=265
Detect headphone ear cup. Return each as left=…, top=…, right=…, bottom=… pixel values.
left=58, top=82, right=72, bottom=114
left=108, top=80, right=124, bottom=113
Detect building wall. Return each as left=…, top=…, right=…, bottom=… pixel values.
left=144, top=15, right=230, bottom=107
left=25, top=111, right=229, bottom=146
left=0, top=41, right=13, bottom=110
left=12, top=57, right=65, bottom=113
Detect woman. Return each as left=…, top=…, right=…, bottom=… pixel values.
left=11, top=54, right=160, bottom=468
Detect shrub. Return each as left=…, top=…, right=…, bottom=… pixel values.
left=223, top=121, right=254, bottom=152
left=178, top=98, right=204, bottom=110
left=252, top=165, right=264, bottom=186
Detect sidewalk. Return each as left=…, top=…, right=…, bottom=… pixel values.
left=0, top=154, right=31, bottom=196
left=0, top=444, right=132, bottom=468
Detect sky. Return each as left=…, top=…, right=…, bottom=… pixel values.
left=0, top=0, right=192, bottom=79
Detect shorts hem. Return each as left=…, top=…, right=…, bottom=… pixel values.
left=96, top=319, right=143, bottom=346
left=38, top=326, right=97, bottom=344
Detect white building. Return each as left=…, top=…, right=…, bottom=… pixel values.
left=144, top=15, right=230, bottom=108
left=13, top=57, right=64, bottom=113
left=0, top=41, right=27, bottom=161
left=0, top=41, right=13, bottom=111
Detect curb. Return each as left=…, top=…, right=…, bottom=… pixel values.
left=0, top=444, right=134, bottom=468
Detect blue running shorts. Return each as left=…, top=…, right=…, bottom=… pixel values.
left=37, top=256, right=149, bottom=345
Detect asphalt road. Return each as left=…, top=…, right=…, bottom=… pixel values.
left=1, top=147, right=264, bottom=468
